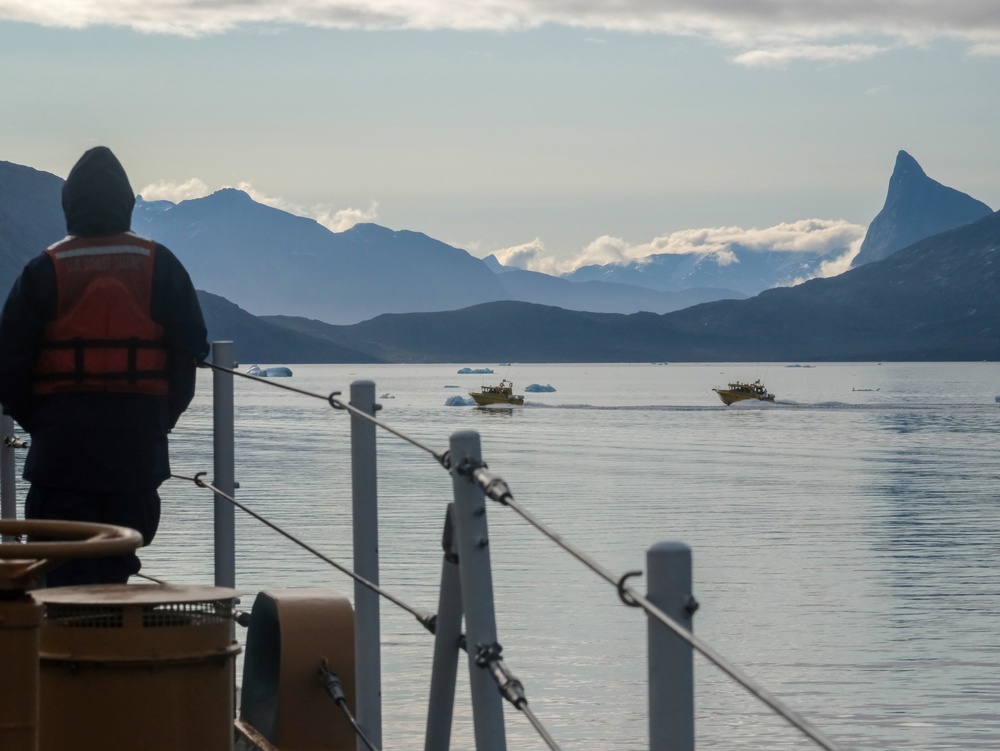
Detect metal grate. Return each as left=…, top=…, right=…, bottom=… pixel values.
left=45, top=604, right=124, bottom=628
left=142, top=600, right=233, bottom=628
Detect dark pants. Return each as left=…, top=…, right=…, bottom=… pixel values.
left=25, top=485, right=161, bottom=587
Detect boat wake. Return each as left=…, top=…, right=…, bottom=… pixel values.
left=523, top=400, right=989, bottom=412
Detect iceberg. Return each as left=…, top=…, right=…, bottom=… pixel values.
left=246, top=365, right=293, bottom=377
left=457, top=367, right=494, bottom=374
left=445, top=395, right=476, bottom=406
left=524, top=383, right=556, bottom=392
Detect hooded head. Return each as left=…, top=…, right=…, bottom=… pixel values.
left=62, top=147, right=135, bottom=237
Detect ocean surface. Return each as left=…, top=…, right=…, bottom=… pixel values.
left=47, top=361, right=1000, bottom=750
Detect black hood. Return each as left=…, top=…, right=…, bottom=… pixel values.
left=62, top=146, right=135, bottom=236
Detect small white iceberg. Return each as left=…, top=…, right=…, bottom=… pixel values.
left=524, top=383, right=556, bottom=392
left=445, top=395, right=476, bottom=406
left=246, top=365, right=293, bottom=377
left=457, top=367, right=494, bottom=374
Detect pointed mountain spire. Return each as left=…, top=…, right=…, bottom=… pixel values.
left=892, top=149, right=926, bottom=178
left=852, top=151, right=992, bottom=267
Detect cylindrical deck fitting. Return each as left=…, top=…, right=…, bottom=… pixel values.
left=0, top=595, right=44, bottom=751
left=34, top=584, right=240, bottom=751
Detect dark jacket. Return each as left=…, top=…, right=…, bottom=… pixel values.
left=0, top=147, right=209, bottom=490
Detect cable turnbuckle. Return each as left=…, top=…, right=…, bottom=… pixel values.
left=467, top=464, right=513, bottom=506
left=475, top=642, right=528, bottom=709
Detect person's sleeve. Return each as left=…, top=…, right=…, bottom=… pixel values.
left=0, top=256, right=55, bottom=432
left=152, top=245, right=210, bottom=430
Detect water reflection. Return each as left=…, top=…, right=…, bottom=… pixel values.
left=851, top=409, right=1000, bottom=748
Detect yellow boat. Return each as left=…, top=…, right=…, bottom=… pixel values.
left=713, top=379, right=775, bottom=406
left=469, top=379, right=524, bottom=406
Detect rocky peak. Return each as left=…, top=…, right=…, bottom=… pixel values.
left=852, top=150, right=992, bottom=268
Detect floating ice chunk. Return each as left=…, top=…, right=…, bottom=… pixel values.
left=246, top=364, right=292, bottom=377
left=524, top=383, right=556, bottom=392
left=445, top=395, right=476, bottom=406
left=457, top=367, right=494, bottom=374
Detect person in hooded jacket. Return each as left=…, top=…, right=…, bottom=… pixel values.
left=0, top=146, right=209, bottom=586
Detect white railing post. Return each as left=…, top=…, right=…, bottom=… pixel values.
left=1, top=413, right=17, bottom=527
left=350, top=380, right=382, bottom=751
left=647, top=541, right=696, bottom=751
left=212, top=341, right=236, bottom=590
left=449, top=430, right=507, bottom=751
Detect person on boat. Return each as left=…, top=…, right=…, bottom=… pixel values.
left=0, top=146, right=209, bottom=587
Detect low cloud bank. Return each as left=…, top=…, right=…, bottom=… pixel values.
left=493, top=219, right=866, bottom=280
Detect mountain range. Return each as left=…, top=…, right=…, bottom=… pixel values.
left=1, top=150, right=997, bottom=362
left=130, top=190, right=744, bottom=324
left=265, top=207, right=1000, bottom=362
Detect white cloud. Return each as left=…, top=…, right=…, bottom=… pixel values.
left=495, top=218, right=866, bottom=275
left=733, top=43, right=884, bottom=68
left=493, top=238, right=559, bottom=273
left=3, top=1, right=1000, bottom=61
left=137, top=177, right=212, bottom=202
left=314, top=201, right=380, bottom=232
left=137, top=177, right=377, bottom=231
left=970, top=41, right=1000, bottom=56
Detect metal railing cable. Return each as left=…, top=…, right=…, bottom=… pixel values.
left=172, top=468, right=563, bottom=750
left=319, top=661, right=381, bottom=751
left=171, top=471, right=434, bottom=627
left=196, top=361, right=842, bottom=751
left=460, top=461, right=848, bottom=751
left=475, top=643, right=561, bottom=751
left=200, top=361, right=448, bottom=464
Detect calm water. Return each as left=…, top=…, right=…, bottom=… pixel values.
left=98, top=362, right=1000, bottom=749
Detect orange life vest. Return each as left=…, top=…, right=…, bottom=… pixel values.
left=31, top=233, right=168, bottom=396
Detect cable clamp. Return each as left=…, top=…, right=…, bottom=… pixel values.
left=617, top=570, right=643, bottom=607
left=475, top=642, right=528, bottom=709
left=455, top=456, right=487, bottom=478
left=327, top=391, right=344, bottom=409
left=193, top=472, right=209, bottom=488
left=318, top=660, right=347, bottom=705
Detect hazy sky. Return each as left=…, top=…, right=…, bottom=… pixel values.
left=3, top=1, right=999, bottom=273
